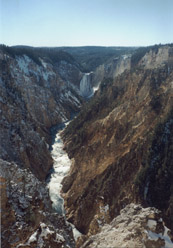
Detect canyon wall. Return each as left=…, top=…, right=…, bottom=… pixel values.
left=0, top=48, right=83, bottom=180
left=0, top=47, right=84, bottom=247
left=0, top=159, right=75, bottom=248
left=92, top=54, right=131, bottom=87
left=62, top=45, right=173, bottom=242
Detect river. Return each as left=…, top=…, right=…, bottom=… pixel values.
left=47, top=122, right=81, bottom=240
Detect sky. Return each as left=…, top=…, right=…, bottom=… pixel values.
left=0, top=0, right=173, bottom=47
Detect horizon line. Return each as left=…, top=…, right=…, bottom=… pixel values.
left=1, top=42, right=171, bottom=49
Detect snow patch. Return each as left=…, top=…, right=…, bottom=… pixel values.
left=16, top=55, right=31, bottom=75
left=146, top=223, right=173, bottom=248
left=40, top=223, right=54, bottom=238
left=28, top=230, right=38, bottom=244
left=56, top=233, right=65, bottom=242
left=100, top=204, right=109, bottom=214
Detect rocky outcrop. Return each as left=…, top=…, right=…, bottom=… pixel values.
left=80, top=204, right=173, bottom=248
left=0, top=48, right=83, bottom=180
left=139, top=46, right=173, bottom=70
left=92, top=54, right=131, bottom=87
left=0, top=159, right=75, bottom=248
left=62, top=45, right=173, bottom=238
left=92, top=46, right=173, bottom=88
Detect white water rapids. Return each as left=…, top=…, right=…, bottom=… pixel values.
left=47, top=124, right=81, bottom=240
left=48, top=131, right=70, bottom=215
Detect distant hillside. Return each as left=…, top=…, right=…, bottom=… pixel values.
left=62, top=46, right=136, bottom=72
left=1, top=45, right=137, bottom=72
left=4, top=44, right=172, bottom=73
left=0, top=45, right=78, bottom=67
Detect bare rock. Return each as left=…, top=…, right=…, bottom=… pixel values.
left=0, top=48, right=83, bottom=180
left=0, top=159, right=75, bottom=248
left=80, top=204, right=173, bottom=248
left=62, top=45, right=173, bottom=236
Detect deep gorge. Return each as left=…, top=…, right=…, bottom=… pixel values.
left=1, top=44, right=173, bottom=248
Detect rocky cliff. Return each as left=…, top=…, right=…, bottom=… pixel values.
left=0, top=159, right=75, bottom=248
left=92, top=45, right=173, bottom=88
left=80, top=204, right=173, bottom=248
left=0, top=46, right=84, bottom=247
left=92, top=54, right=131, bottom=87
left=0, top=47, right=83, bottom=180
left=62, top=45, right=173, bottom=244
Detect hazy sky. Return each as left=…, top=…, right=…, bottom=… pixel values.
left=0, top=0, right=173, bottom=47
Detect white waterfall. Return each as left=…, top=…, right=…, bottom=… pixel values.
left=80, top=72, right=94, bottom=98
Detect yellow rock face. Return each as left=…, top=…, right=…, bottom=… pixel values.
left=62, top=61, right=173, bottom=237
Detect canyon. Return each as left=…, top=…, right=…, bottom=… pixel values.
left=62, top=45, right=173, bottom=246
left=0, top=44, right=173, bottom=247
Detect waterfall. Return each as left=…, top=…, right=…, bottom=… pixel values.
left=80, top=72, right=94, bottom=98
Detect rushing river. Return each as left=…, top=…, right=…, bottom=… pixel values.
left=48, top=130, right=70, bottom=214
left=47, top=123, right=81, bottom=240
left=47, top=73, right=99, bottom=240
